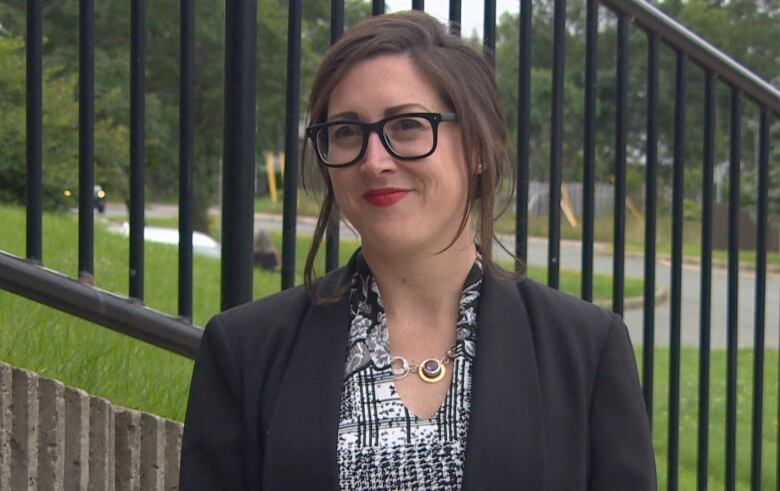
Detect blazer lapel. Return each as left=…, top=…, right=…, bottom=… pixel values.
left=262, top=269, right=352, bottom=490
left=463, top=272, right=546, bottom=489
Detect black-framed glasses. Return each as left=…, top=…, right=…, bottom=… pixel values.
left=305, top=112, right=458, bottom=168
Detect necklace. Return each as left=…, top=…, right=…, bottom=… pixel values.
left=390, top=345, right=457, bottom=383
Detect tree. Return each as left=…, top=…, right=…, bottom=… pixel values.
left=0, top=35, right=125, bottom=210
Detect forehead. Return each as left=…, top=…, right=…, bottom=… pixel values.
left=327, top=54, right=446, bottom=119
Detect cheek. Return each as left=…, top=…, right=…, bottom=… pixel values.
left=328, top=171, right=357, bottom=212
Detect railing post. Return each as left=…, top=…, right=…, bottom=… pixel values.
left=667, top=49, right=687, bottom=491
left=581, top=0, right=597, bottom=301
left=129, top=0, right=146, bottom=300
left=483, top=0, right=496, bottom=66
left=750, top=109, right=770, bottom=491
left=325, top=0, right=344, bottom=273
left=612, top=12, right=628, bottom=316
left=547, top=0, right=566, bottom=289
left=178, top=0, right=195, bottom=320
left=281, top=0, right=302, bottom=290
left=26, top=0, right=43, bottom=265
left=449, top=0, right=461, bottom=37
left=78, top=0, right=95, bottom=284
left=725, top=86, right=741, bottom=491
left=697, top=68, right=715, bottom=491
left=515, top=0, right=532, bottom=270
left=221, top=0, right=258, bottom=310
left=642, top=26, right=659, bottom=426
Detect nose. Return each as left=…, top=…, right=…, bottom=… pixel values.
left=361, top=131, right=396, bottom=175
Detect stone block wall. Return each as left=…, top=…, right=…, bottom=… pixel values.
left=0, top=362, right=182, bottom=490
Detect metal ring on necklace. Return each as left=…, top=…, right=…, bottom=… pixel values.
left=390, top=345, right=457, bottom=384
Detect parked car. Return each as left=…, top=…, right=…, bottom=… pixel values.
left=63, top=184, right=107, bottom=213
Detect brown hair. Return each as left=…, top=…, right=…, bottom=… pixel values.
left=302, top=10, right=515, bottom=301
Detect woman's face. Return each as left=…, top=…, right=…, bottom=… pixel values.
left=326, top=54, right=471, bottom=257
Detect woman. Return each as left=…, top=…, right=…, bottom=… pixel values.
left=180, top=11, right=656, bottom=490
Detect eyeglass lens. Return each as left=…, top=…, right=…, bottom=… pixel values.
left=317, top=115, right=435, bottom=166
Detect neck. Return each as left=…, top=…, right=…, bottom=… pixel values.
left=361, top=233, right=477, bottom=325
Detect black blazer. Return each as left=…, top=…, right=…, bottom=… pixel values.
left=180, top=259, right=656, bottom=490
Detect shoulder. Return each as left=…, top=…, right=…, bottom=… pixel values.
left=212, top=284, right=310, bottom=337
left=514, top=276, right=616, bottom=332
left=201, top=261, right=355, bottom=368
left=509, top=275, right=624, bottom=374
left=198, top=285, right=311, bottom=376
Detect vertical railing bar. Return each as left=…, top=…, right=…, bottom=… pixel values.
left=26, top=0, right=43, bottom=264
left=329, top=4, right=343, bottom=58
left=612, top=11, right=627, bottom=314
left=642, top=28, right=658, bottom=424
left=697, top=68, right=715, bottom=491
left=325, top=0, right=344, bottom=273
left=667, top=48, right=686, bottom=491
left=281, top=0, right=302, bottom=290
left=412, top=0, right=424, bottom=11
left=449, top=0, right=462, bottom=37
left=372, top=0, right=384, bottom=15
left=483, top=0, right=496, bottom=67
left=178, top=0, right=194, bottom=320
left=581, top=0, right=597, bottom=301
left=515, top=0, right=532, bottom=270
left=129, top=0, right=146, bottom=300
left=725, top=85, right=741, bottom=491
left=78, top=0, right=95, bottom=283
left=547, top=0, right=566, bottom=289
left=221, top=0, right=257, bottom=310
left=749, top=108, right=769, bottom=491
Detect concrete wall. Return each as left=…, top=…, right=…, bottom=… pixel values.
left=0, top=362, right=182, bottom=490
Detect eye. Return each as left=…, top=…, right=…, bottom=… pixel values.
left=390, top=117, right=425, bottom=132
left=331, top=124, right=361, bottom=141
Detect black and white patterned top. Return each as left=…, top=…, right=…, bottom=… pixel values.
left=337, top=252, right=483, bottom=490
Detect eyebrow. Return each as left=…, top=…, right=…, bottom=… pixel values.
left=328, top=103, right=432, bottom=122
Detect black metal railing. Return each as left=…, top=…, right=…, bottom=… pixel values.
left=0, top=1, right=778, bottom=489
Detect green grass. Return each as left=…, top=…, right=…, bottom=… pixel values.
left=644, top=348, right=778, bottom=490
left=4, top=205, right=776, bottom=488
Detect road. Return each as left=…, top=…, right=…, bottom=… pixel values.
left=106, top=203, right=780, bottom=348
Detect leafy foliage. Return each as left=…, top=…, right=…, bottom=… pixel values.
left=0, top=36, right=125, bottom=210
left=0, top=0, right=777, bottom=222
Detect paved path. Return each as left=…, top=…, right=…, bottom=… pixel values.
left=105, top=203, right=780, bottom=348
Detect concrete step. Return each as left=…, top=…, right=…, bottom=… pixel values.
left=0, top=362, right=182, bottom=490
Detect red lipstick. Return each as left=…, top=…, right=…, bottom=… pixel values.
left=362, top=188, right=409, bottom=207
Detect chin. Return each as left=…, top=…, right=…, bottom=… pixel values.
left=363, top=231, right=458, bottom=258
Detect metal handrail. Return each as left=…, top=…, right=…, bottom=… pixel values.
left=601, top=0, right=780, bottom=115
left=0, top=252, right=201, bottom=359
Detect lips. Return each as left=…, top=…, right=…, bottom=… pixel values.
left=362, top=188, right=409, bottom=207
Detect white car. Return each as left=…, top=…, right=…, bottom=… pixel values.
left=109, top=223, right=221, bottom=258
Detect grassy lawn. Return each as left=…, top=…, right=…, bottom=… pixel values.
left=1, top=204, right=775, bottom=488
left=644, top=348, right=778, bottom=490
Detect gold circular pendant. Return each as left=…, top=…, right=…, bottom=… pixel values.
left=418, top=358, right=446, bottom=383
